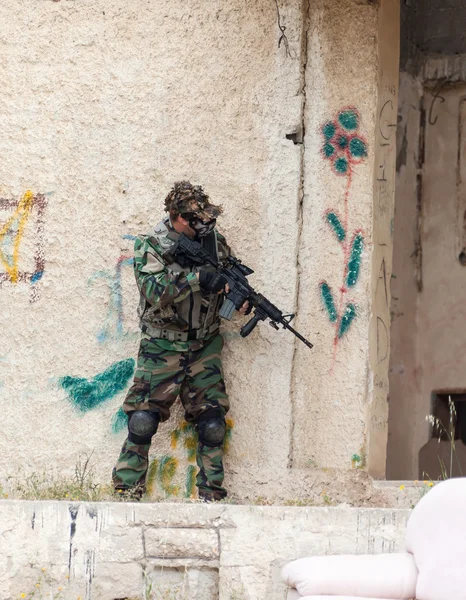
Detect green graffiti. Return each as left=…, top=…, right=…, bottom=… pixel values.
left=320, top=282, right=338, bottom=323
left=170, top=427, right=182, bottom=447
left=326, top=212, right=346, bottom=242
left=185, top=465, right=197, bottom=498
left=146, top=458, right=159, bottom=496
left=158, top=455, right=179, bottom=496
left=338, top=304, right=357, bottom=338
left=146, top=419, right=234, bottom=498
left=320, top=109, right=367, bottom=347
left=337, top=135, right=348, bottom=150
left=182, top=425, right=197, bottom=462
left=351, top=453, right=362, bottom=468
left=224, top=418, right=234, bottom=452
left=335, top=157, right=349, bottom=174
left=346, top=234, right=364, bottom=287
left=349, top=137, right=367, bottom=158
left=171, top=422, right=198, bottom=462
left=323, top=142, right=335, bottom=158
left=339, top=110, right=358, bottom=131
left=111, top=406, right=128, bottom=433
left=322, top=122, right=336, bottom=140
left=321, top=109, right=367, bottom=180
left=60, top=358, right=135, bottom=412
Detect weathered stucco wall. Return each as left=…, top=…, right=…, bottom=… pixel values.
left=0, top=500, right=410, bottom=600
left=291, top=0, right=399, bottom=475
left=0, top=0, right=303, bottom=499
left=0, top=0, right=400, bottom=499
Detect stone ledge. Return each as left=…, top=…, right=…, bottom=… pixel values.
left=0, top=500, right=411, bottom=600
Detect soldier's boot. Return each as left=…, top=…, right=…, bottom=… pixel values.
left=112, top=410, right=160, bottom=499
left=195, top=407, right=228, bottom=502
left=198, top=489, right=227, bottom=502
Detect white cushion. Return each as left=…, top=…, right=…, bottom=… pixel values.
left=282, top=553, right=417, bottom=599
left=406, top=478, right=466, bottom=600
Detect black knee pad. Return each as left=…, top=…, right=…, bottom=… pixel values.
left=128, top=410, right=160, bottom=444
left=197, top=407, right=226, bottom=447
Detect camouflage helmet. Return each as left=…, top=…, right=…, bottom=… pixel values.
left=164, top=181, right=223, bottom=221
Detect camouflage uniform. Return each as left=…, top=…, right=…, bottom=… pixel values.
left=112, top=215, right=231, bottom=500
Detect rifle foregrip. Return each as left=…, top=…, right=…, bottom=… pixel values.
left=240, top=314, right=261, bottom=337
left=219, top=298, right=236, bottom=320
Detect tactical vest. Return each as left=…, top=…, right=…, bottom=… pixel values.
left=138, top=217, right=230, bottom=342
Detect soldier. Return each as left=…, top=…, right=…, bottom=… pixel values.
left=112, top=181, right=247, bottom=502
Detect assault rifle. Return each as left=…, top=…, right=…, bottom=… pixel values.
left=170, top=233, right=313, bottom=350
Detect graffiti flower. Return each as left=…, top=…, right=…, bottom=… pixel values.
left=321, top=109, right=367, bottom=175
left=320, top=107, right=368, bottom=350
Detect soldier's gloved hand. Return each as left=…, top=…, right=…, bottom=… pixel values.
left=198, top=269, right=227, bottom=294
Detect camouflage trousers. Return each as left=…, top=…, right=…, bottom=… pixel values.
left=112, top=333, right=229, bottom=499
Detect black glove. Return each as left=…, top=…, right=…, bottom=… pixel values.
left=199, top=269, right=227, bottom=293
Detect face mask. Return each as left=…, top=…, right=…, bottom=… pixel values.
left=189, top=216, right=216, bottom=238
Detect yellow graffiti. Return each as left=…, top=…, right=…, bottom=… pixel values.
left=186, top=464, right=197, bottom=498
left=148, top=418, right=235, bottom=498
left=224, top=417, right=234, bottom=452
left=171, top=421, right=197, bottom=462
left=0, top=190, right=34, bottom=283
left=146, top=457, right=159, bottom=496
left=158, top=455, right=179, bottom=496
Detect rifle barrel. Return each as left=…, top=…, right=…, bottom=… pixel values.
left=282, top=321, right=313, bottom=349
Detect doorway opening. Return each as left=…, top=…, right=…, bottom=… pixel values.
left=386, top=0, right=466, bottom=480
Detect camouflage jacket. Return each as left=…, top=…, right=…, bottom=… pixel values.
left=134, top=217, right=230, bottom=342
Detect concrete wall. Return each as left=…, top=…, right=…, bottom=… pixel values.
left=388, top=55, right=466, bottom=478
left=0, top=0, right=400, bottom=498
left=400, top=0, right=466, bottom=72
left=367, top=0, right=400, bottom=477
left=387, top=71, right=423, bottom=480
left=415, top=0, right=466, bottom=56
left=0, top=0, right=304, bottom=499
left=0, top=500, right=411, bottom=600
left=292, top=0, right=399, bottom=477
left=416, top=81, right=466, bottom=462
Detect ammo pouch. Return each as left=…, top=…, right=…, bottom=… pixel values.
left=141, top=321, right=220, bottom=342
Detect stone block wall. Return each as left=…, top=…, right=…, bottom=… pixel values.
left=0, top=500, right=410, bottom=600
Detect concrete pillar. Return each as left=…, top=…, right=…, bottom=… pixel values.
left=367, top=0, right=400, bottom=477
left=291, top=0, right=400, bottom=476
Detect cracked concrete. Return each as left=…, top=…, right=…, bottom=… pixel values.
left=0, top=499, right=411, bottom=600
left=288, top=0, right=312, bottom=470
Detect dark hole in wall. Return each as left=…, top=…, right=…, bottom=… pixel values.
left=418, top=392, right=466, bottom=479
left=401, top=0, right=466, bottom=73
left=430, top=392, right=466, bottom=444
left=285, top=129, right=303, bottom=145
